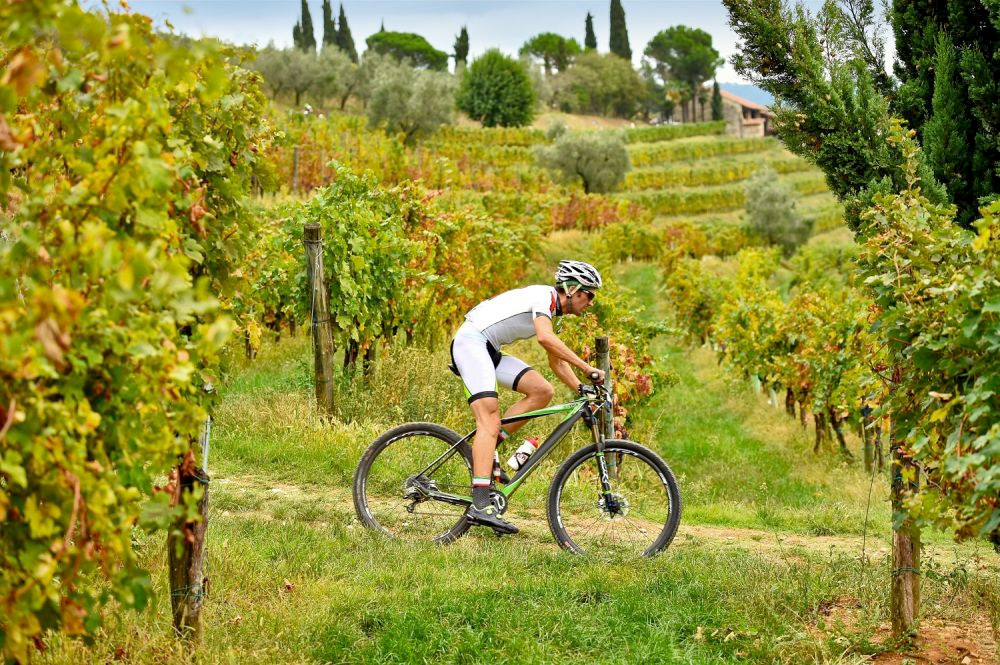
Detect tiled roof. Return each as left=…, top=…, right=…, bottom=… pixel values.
left=719, top=89, right=772, bottom=115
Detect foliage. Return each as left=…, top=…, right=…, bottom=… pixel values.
left=365, top=31, right=448, bottom=71
left=0, top=3, right=272, bottom=660
left=293, top=0, right=316, bottom=52
left=891, top=0, right=999, bottom=227
left=584, top=12, right=597, bottom=50
left=366, top=59, right=455, bottom=143
left=456, top=50, right=536, bottom=127
left=453, top=25, right=469, bottom=65
left=609, top=0, right=632, bottom=60
left=711, top=80, right=723, bottom=121
left=335, top=3, right=358, bottom=63
left=519, top=32, right=582, bottom=75
left=644, top=26, right=724, bottom=122
left=289, top=168, right=415, bottom=357
left=744, top=169, right=813, bottom=256
left=312, top=46, right=361, bottom=109
left=857, top=127, right=1000, bottom=539
left=723, top=0, right=949, bottom=230
left=551, top=51, right=645, bottom=118
left=250, top=45, right=318, bottom=106
left=627, top=136, right=780, bottom=167
left=623, top=153, right=810, bottom=190
left=535, top=131, right=630, bottom=194
left=321, top=0, right=334, bottom=47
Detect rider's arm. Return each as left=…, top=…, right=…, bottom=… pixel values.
left=533, top=316, right=605, bottom=388
left=548, top=356, right=583, bottom=392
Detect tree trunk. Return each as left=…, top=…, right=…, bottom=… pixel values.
left=890, top=443, right=920, bottom=639
left=785, top=388, right=796, bottom=416
left=828, top=406, right=853, bottom=459
left=343, top=339, right=360, bottom=371
left=861, top=406, right=874, bottom=472
left=813, top=411, right=826, bottom=453
left=798, top=397, right=808, bottom=429
left=362, top=343, right=377, bottom=377
left=168, top=452, right=209, bottom=641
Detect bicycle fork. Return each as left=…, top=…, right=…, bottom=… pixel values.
left=585, top=401, right=622, bottom=517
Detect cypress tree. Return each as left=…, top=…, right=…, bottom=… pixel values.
left=609, top=0, right=631, bottom=60
left=293, top=21, right=302, bottom=50
left=322, top=0, right=335, bottom=47
left=922, top=34, right=974, bottom=226
left=891, top=0, right=1000, bottom=227
left=299, top=0, right=316, bottom=52
left=711, top=79, right=723, bottom=121
left=454, top=26, right=469, bottom=66
left=336, top=3, right=358, bottom=62
left=585, top=12, right=597, bottom=51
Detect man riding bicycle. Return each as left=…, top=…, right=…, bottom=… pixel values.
left=449, top=260, right=606, bottom=535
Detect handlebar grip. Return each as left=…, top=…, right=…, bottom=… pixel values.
left=589, top=371, right=602, bottom=382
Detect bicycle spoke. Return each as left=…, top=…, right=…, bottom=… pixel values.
left=552, top=445, right=677, bottom=557
left=357, top=428, right=471, bottom=543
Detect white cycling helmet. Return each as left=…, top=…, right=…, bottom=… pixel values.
left=554, top=260, right=602, bottom=290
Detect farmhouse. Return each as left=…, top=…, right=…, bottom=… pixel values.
left=719, top=88, right=774, bottom=137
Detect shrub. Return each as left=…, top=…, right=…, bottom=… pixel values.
left=366, top=59, right=455, bottom=143
left=535, top=131, right=630, bottom=194
left=456, top=49, right=536, bottom=127
left=744, top=169, right=813, bottom=256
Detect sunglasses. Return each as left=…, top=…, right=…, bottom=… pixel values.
left=579, top=289, right=595, bottom=302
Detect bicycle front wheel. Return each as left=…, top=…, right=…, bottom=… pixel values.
left=353, top=422, right=473, bottom=544
left=547, top=439, right=681, bottom=557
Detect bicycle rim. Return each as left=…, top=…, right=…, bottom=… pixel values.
left=358, top=427, right=471, bottom=543
left=550, top=444, right=679, bottom=557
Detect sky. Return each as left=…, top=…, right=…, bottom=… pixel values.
left=128, top=0, right=771, bottom=83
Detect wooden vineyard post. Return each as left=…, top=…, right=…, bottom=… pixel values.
left=168, top=417, right=212, bottom=641
left=890, top=442, right=920, bottom=639
left=304, top=223, right=335, bottom=415
left=595, top=337, right=617, bottom=479
left=292, top=147, right=300, bottom=193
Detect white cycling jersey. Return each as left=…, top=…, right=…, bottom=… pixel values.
left=449, top=285, right=562, bottom=403
left=464, top=285, right=560, bottom=349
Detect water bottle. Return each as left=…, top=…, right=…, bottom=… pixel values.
left=506, top=436, right=540, bottom=471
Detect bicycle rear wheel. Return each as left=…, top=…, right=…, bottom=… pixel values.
left=353, top=422, right=472, bottom=544
left=547, top=439, right=681, bottom=557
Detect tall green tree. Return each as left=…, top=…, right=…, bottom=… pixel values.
left=293, top=21, right=302, bottom=50
left=299, top=0, right=316, bottom=52
left=585, top=12, right=598, bottom=50
left=366, top=31, right=448, bottom=70
left=520, top=32, right=582, bottom=75
left=322, top=0, right=335, bottom=46
left=552, top=51, right=645, bottom=118
left=336, top=3, right=358, bottom=62
left=366, top=59, right=455, bottom=142
left=454, top=25, right=469, bottom=66
left=644, top=26, right=723, bottom=123
left=723, top=0, right=948, bottom=230
left=891, top=0, right=999, bottom=228
left=609, top=0, right=632, bottom=60
left=456, top=49, right=536, bottom=127
left=711, top=79, right=723, bottom=120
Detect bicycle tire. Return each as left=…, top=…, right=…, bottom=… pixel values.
left=547, top=439, right=681, bottom=557
left=353, top=422, right=473, bottom=544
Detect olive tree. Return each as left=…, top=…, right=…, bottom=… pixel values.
left=535, top=131, right=630, bottom=194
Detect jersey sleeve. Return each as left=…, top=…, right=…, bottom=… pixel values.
left=531, top=288, right=557, bottom=320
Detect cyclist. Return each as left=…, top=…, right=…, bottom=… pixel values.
left=449, top=260, right=606, bottom=534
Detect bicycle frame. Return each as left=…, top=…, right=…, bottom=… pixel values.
left=413, top=387, right=615, bottom=509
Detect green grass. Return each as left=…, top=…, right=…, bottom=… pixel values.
left=35, top=262, right=1000, bottom=664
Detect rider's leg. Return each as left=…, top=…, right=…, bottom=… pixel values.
left=469, top=396, right=500, bottom=507
left=499, top=368, right=554, bottom=438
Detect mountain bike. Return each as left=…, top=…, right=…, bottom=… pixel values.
left=352, top=374, right=682, bottom=557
